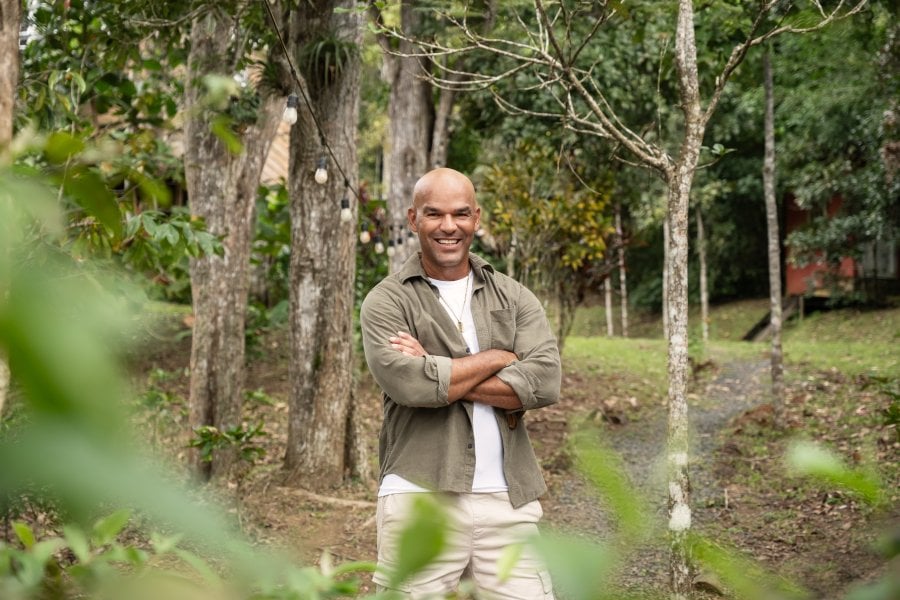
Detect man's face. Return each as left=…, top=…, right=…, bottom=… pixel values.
left=408, top=176, right=480, bottom=281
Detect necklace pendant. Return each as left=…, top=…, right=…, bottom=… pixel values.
left=457, top=321, right=463, bottom=333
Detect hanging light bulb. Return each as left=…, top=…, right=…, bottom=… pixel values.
left=387, top=238, right=396, bottom=257
left=340, top=195, right=352, bottom=223
left=282, top=93, right=298, bottom=125
left=374, top=235, right=385, bottom=254
left=359, top=226, right=371, bottom=244
left=314, top=155, right=328, bottom=185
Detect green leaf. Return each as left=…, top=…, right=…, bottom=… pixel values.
left=150, top=531, right=183, bottom=555
left=161, top=223, right=180, bottom=246
left=211, top=116, right=244, bottom=155
left=173, top=547, right=223, bottom=586
left=44, top=131, right=85, bottom=164
left=532, top=533, right=617, bottom=600
left=92, top=509, right=131, bottom=546
left=496, top=542, right=524, bottom=583
left=785, top=441, right=884, bottom=506
left=386, top=495, right=447, bottom=588
left=63, top=524, right=91, bottom=564
left=63, top=169, right=123, bottom=238
left=13, top=521, right=36, bottom=549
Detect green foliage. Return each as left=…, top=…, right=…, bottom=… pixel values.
left=252, top=184, right=292, bottom=307
left=297, top=35, right=360, bottom=94
left=478, top=139, right=613, bottom=343
left=785, top=441, right=884, bottom=507
left=382, top=495, right=448, bottom=590
left=189, top=423, right=268, bottom=465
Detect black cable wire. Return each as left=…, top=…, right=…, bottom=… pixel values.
left=262, top=0, right=359, bottom=199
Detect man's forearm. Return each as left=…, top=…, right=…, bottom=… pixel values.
left=465, top=376, right=523, bottom=410
left=447, top=348, right=517, bottom=402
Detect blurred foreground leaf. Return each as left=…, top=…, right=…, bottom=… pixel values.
left=785, top=440, right=884, bottom=506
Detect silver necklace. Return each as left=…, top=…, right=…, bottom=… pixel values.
left=437, top=272, right=470, bottom=334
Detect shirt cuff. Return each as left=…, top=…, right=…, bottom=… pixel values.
left=424, top=354, right=453, bottom=406
left=496, top=362, right=537, bottom=410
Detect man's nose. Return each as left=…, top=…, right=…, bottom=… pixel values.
left=439, top=214, right=457, bottom=232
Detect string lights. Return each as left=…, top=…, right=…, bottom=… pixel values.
left=314, top=155, right=329, bottom=185
left=263, top=0, right=359, bottom=222
left=282, top=93, right=298, bottom=125
left=340, top=183, right=352, bottom=223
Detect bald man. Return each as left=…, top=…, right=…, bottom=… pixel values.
left=360, top=168, right=561, bottom=599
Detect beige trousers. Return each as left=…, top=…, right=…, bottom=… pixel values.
left=374, top=492, right=554, bottom=599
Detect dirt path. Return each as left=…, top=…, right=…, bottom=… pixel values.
left=539, top=359, right=770, bottom=596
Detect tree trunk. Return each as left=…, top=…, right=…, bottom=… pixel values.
left=667, top=2, right=705, bottom=596
left=382, top=0, right=432, bottom=273
left=604, top=278, right=614, bottom=337
left=662, top=217, right=670, bottom=340
left=615, top=202, right=629, bottom=338
left=763, top=47, right=785, bottom=424
left=184, top=8, right=282, bottom=480
left=283, top=0, right=361, bottom=489
left=0, top=0, right=21, bottom=417
left=430, top=83, right=456, bottom=168
left=696, top=206, right=709, bottom=346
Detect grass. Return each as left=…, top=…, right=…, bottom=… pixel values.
left=567, top=297, right=900, bottom=377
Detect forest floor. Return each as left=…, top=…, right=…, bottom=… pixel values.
left=134, top=308, right=899, bottom=600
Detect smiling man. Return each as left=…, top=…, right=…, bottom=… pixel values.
left=360, top=168, right=561, bottom=599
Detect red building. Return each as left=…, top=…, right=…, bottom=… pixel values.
left=784, top=195, right=898, bottom=298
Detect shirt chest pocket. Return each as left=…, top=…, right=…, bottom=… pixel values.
left=489, top=307, right=516, bottom=350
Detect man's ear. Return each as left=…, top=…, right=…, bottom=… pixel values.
left=407, top=207, right=418, bottom=232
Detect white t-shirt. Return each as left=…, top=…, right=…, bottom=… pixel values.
left=378, top=272, right=509, bottom=496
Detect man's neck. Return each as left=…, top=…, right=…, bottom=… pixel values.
left=421, top=257, right=470, bottom=281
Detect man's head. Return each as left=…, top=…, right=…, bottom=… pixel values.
left=408, top=168, right=481, bottom=281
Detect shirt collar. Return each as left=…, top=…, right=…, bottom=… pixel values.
left=398, top=252, right=495, bottom=286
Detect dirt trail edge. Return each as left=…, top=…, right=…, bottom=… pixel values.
left=539, top=359, right=770, bottom=596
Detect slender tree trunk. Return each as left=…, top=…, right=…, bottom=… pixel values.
left=283, top=0, right=361, bottom=489
left=696, top=206, right=709, bottom=346
left=615, top=202, right=629, bottom=338
left=604, top=278, right=614, bottom=337
left=667, top=2, right=706, bottom=596
left=430, top=84, right=456, bottom=168
left=763, top=47, right=785, bottom=424
left=662, top=217, right=670, bottom=340
left=184, top=8, right=282, bottom=480
left=380, top=0, right=431, bottom=273
left=0, top=0, right=21, bottom=417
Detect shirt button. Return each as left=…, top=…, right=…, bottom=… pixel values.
left=467, top=443, right=473, bottom=449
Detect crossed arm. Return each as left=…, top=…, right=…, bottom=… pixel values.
left=389, top=332, right=523, bottom=410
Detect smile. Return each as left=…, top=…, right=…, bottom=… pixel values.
left=436, top=239, right=461, bottom=246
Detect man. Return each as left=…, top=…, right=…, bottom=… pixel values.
left=360, top=167, right=561, bottom=599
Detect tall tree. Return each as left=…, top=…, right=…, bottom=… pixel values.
left=184, top=5, right=283, bottom=479
left=695, top=206, right=709, bottom=346
left=615, top=202, right=629, bottom=338
left=604, top=278, right=614, bottom=337
left=381, top=0, right=868, bottom=594
left=0, top=0, right=20, bottom=417
left=283, top=0, right=363, bottom=488
left=762, top=46, right=785, bottom=423
left=371, top=1, right=431, bottom=271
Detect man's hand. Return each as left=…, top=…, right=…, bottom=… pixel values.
left=389, top=332, right=426, bottom=357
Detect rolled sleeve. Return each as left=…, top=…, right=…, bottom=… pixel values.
left=497, top=286, right=561, bottom=412
left=360, top=286, right=453, bottom=408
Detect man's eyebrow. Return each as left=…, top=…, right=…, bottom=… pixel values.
left=420, top=205, right=473, bottom=214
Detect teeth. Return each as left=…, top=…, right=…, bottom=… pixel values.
left=437, top=240, right=458, bottom=245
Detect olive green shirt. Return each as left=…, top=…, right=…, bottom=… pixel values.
left=360, top=253, right=561, bottom=508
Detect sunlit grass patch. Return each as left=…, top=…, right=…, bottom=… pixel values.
left=784, top=341, right=900, bottom=378
left=564, top=337, right=668, bottom=397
